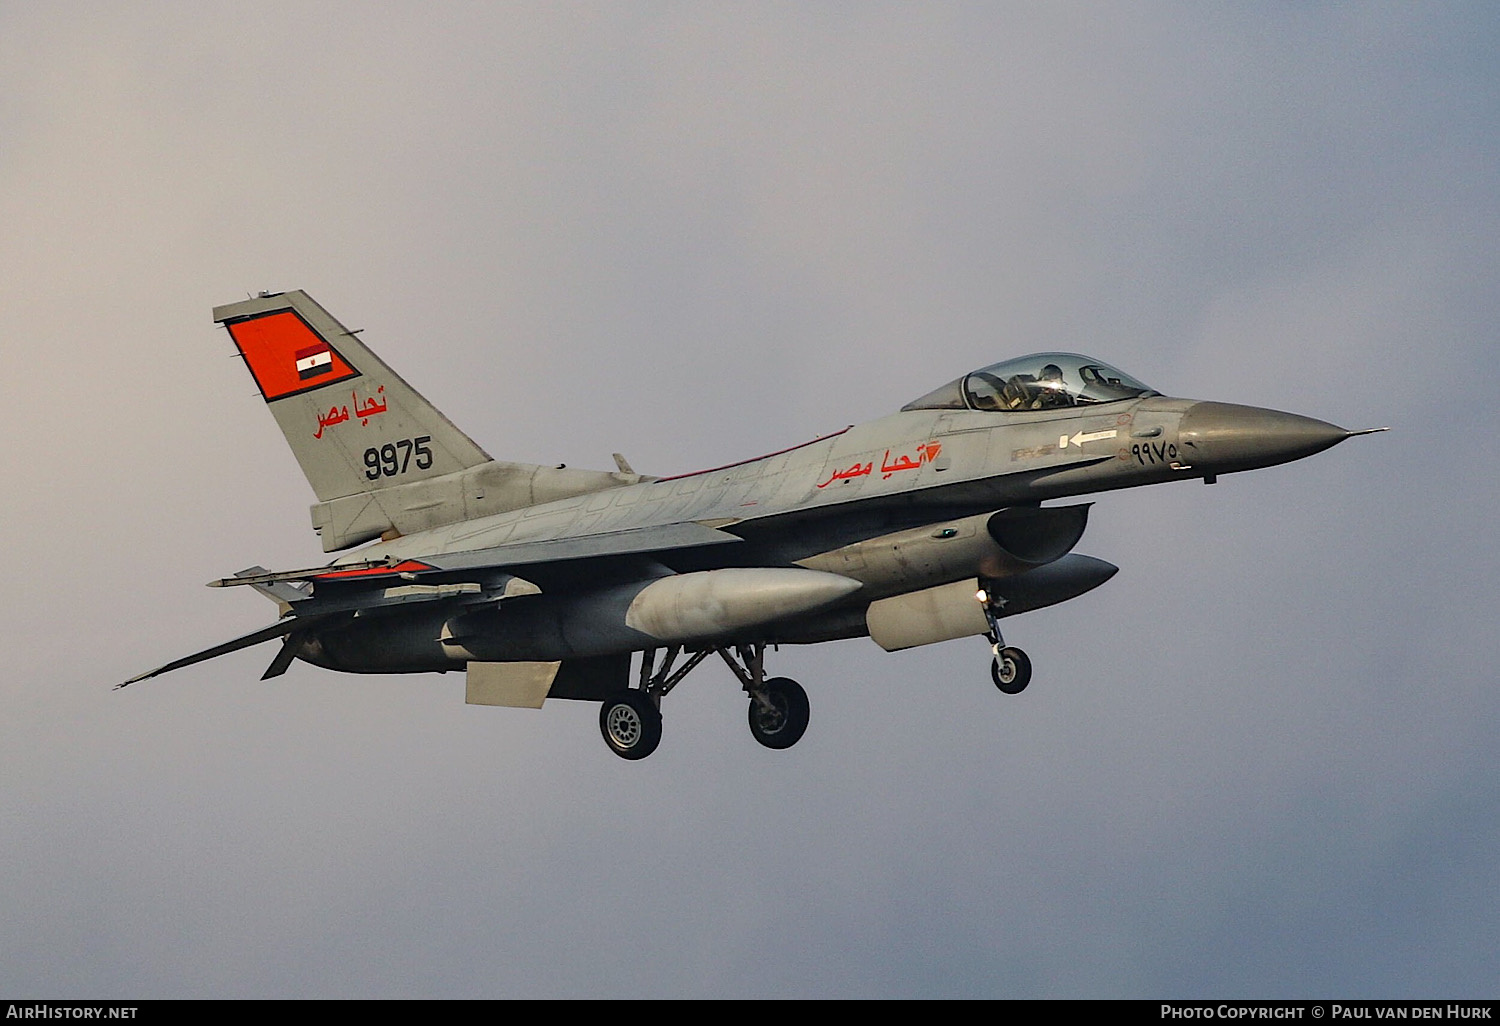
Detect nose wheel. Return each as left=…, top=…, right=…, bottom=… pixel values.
left=978, top=580, right=1032, bottom=695
left=990, top=647, right=1031, bottom=694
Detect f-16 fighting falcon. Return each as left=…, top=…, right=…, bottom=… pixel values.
left=122, top=290, right=1384, bottom=759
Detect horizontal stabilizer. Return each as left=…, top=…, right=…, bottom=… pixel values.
left=117, top=611, right=348, bottom=688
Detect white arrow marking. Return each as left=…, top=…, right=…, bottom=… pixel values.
left=1059, top=428, right=1118, bottom=449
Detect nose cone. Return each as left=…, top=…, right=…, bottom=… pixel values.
left=1179, top=401, right=1354, bottom=473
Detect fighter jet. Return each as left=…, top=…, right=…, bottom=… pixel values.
left=122, top=290, right=1384, bottom=759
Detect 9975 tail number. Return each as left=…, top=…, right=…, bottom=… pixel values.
left=364, top=436, right=433, bottom=479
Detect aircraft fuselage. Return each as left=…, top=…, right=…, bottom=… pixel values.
left=296, top=393, right=1351, bottom=673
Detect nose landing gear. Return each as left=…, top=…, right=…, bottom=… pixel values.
left=977, top=582, right=1031, bottom=695
left=990, top=646, right=1031, bottom=694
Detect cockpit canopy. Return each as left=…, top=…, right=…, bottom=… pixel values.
left=902, top=353, right=1158, bottom=413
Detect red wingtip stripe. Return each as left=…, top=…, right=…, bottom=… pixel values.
left=313, top=560, right=433, bottom=581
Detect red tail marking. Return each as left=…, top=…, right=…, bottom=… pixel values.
left=226, top=311, right=359, bottom=401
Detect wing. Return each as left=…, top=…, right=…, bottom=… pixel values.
left=418, top=521, right=743, bottom=576
left=121, top=522, right=745, bottom=686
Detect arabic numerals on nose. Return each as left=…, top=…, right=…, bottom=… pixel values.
left=363, top=436, right=433, bottom=479
left=1131, top=441, right=1179, bottom=466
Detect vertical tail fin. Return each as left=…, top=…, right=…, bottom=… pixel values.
left=215, top=290, right=643, bottom=552
left=213, top=290, right=491, bottom=503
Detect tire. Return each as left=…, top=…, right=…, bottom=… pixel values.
left=991, top=647, right=1031, bottom=694
left=599, top=691, right=662, bottom=760
left=748, top=677, right=810, bottom=750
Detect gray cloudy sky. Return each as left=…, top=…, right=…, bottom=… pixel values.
left=2, top=1, right=1497, bottom=998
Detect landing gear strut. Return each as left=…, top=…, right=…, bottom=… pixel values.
left=718, top=644, right=810, bottom=751
left=977, top=581, right=1031, bottom=695
left=597, top=642, right=809, bottom=760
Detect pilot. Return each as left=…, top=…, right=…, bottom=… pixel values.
left=1037, top=363, right=1072, bottom=408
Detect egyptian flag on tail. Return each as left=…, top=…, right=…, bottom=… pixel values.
left=295, top=342, right=335, bottom=380
left=224, top=310, right=359, bottom=401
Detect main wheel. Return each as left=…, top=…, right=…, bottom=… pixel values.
left=748, top=677, right=810, bottom=750
left=991, top=647, right=1032, bottom=694
left=599, top=690, right=662, bottom=760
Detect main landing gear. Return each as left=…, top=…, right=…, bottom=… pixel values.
left=977, top=582, right=1032, bottom=695
left=597, top=643, right=809, bottom=761
left=599, top=689, right=662, bottom=760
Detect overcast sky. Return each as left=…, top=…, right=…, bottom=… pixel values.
left=2, top=1, right=1497, bottom=998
